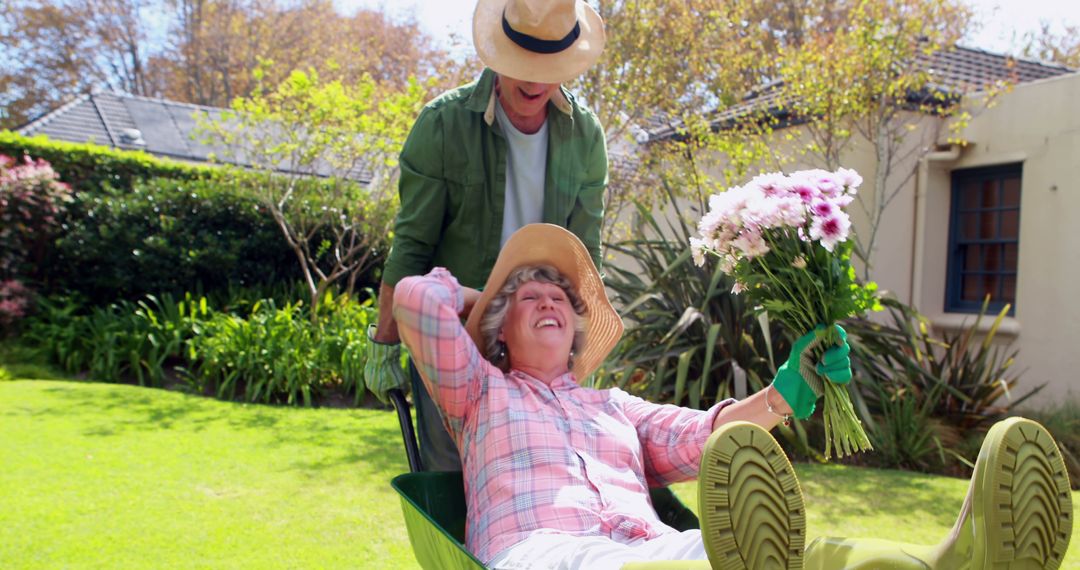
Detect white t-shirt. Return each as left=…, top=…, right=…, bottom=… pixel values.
left=495, top=99, right=549, bottom=247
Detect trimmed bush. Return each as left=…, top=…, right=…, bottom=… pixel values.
left=48, top=177, right=303, bottom=303
left=0, top=131, right=210, bottom=193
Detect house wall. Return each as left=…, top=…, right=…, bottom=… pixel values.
left=640, top=72, right=1079, bottom=407
left=914, top=72, right=1080, bottom=406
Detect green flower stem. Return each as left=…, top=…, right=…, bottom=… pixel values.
left=799, top=326, right=872, bottom=459
left=753, top=255, right=814, bottom=331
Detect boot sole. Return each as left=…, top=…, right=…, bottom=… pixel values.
left=699, top=421, right=805, bottom=570
left=975, top=417, right=1073, bottom=569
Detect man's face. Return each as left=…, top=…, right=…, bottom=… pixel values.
left=496, top=75, right=560, bottom=120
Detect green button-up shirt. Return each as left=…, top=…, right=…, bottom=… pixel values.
left=381, top=68, right=608, bottom=289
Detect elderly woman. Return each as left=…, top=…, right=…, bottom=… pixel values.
left=392, top=223, right=856, bottom=569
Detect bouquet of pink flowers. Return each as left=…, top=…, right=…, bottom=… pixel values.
left=690, top=168, right=879, bottom=458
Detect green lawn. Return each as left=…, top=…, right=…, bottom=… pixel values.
left=1, top=379, right=1077, bottom=569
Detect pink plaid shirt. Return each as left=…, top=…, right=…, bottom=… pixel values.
left=394, top=268, right=731, bottom=564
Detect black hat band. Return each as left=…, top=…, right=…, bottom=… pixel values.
left=502, top=9, right=581, bottom=55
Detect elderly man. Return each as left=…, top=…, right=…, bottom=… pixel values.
left=365, top=0, right=608, bottom=472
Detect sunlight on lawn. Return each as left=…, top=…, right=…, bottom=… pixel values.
left=2, top=380, right=1077, bottom=569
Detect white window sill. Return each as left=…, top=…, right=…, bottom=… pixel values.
left=929, top=312, right=1021, bottom=337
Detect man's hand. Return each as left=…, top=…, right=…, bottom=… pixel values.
left=771, top=324, right=852, bottom=420
left=363, top=324, right=409, bottom=405
left=461, top=286, right=481, bottom=318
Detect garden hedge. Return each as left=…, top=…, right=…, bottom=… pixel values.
left=0, top=131, right=211, bottom=193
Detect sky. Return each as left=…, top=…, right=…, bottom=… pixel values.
left=335, top=0, right=1080, bottom=61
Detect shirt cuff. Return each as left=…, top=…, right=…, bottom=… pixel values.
left=427, top=267, right=464, bottom=314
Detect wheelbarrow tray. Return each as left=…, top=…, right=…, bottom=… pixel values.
left=391, top=471, right=486, bottom=570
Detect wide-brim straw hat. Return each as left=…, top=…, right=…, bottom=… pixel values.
left=473, top=0, right=605, bottom=85
left=464, top=224, right=623, bottom=381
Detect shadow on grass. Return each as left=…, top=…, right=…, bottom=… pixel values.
left=6, top=381, right=408, bottom=476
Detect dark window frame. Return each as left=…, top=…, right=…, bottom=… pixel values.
left=945, top=163, right=1022, bottom=315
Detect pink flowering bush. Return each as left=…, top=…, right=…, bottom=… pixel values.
left=0, top=279, right=33, bottom=334
left=0, top=154, right=73, bottom=279
left=691, top=168, right=880, bottom=458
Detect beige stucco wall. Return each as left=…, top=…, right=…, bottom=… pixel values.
left=913, top=72, right=1080, bottom=406
left=635, top=72, right=1080, bottom=407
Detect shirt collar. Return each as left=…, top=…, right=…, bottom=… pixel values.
left=467, top=68, right=573, bottom=126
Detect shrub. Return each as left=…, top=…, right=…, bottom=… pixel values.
left=0, top=154, right=73, bottom=280
left=0, top=132, right=209, bottom=194
left=847, top=297, right=1041, bottom=472
left=1020, top=398, right=1080, bottom=490
left=0, top=279, right=35, bottom=336
left=23, top=293, right=211, bottom=387
left=47, top=177, right=309, bottom=304
left=185, top=292, right=376, bottom=406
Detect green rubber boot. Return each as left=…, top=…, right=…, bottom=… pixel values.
left=803, top=417, right=1073, bottom=570
left=698, top=421, right=806, bottom=570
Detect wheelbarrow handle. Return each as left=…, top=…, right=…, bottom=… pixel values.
left=388, top=387, right=425, bottom=473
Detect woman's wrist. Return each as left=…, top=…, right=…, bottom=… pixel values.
left=765, top=383, right=793, bottom=426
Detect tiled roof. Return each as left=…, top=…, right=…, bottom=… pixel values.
left=16, top=91, right=372, bottom=183
left=648, top=45, right=1075, bottom=142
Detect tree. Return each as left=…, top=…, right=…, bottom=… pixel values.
left=1021, top=21, right=1080, bottom=68
left=198, top=67, right=427, bottom=320
left=156, top=0, right=456, bottom=107
left=0, top=0, right=155, bottom=129
left=0, top=0, right=455, bottom=128
left=772, top=0, right=1000, bottom=276
left=579, top=0, right=778, bottom=240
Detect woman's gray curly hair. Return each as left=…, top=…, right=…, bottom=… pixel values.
left=479, top=264, right=587, bottom=373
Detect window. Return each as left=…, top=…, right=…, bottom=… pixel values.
left=946, top=164, right=1022, bottom=314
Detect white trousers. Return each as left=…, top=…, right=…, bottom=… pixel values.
left=487, top=530, right=708, bottom=570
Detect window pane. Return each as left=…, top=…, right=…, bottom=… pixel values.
left=962, top=274, right=981, bottom=301
left=961, top=213, right=979, bottom=240
left=1002, top=275, right=1016, bottom=303
left=983, top=274, right=1000, bottom=301
left=979, top=211, right=998, bottom=239
left=981, top=179, right=999, bottom=208
left=961, top=183, right=980, bottom=209
left=1001, top=209, right=1020, bottom=239
left=1002, top=177, right=1021, bottom=207
left=984, top=245, right=1001, bottom=271
left=1004, top=243, right=1019, bottom=270
left=964, top=245, right=981, bottom=271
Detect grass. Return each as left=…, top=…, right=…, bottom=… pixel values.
left=2, top=379, right=1077, bottom=569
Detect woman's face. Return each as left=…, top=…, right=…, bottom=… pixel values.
left=499, top=280, right=576, bottom=369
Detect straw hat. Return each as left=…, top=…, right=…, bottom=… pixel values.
left=473, top=0, right=606, bottom=85
left=464, top=224, right=623, bottom=381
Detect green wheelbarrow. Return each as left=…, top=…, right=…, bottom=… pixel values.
left=386, top=388, right=709, bottom=570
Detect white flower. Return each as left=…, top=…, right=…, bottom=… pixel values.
left=836, top=167, right=863, bottom=190
left=731, top=281, right=747, bottom=294
left=774, top=195, right=808, bottom=227
left=733, top=230, right=771, bottom=258
left=809, top=211, right=852, bottom=252
left=690, top=237, right=707, bottom=267
left=791, top=256, right=808, bottom=269
left=810, top=199, right=835, bottom=218
left=801, top=169, right=842, bottom=198
left=749, top=172, right=789, bottom=197
left=719, top=255, right=736, bottom=274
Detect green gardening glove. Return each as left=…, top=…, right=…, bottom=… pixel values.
left=363, top=325, right=409, bottom=405
left=772, top=324, right=852, bottom=420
